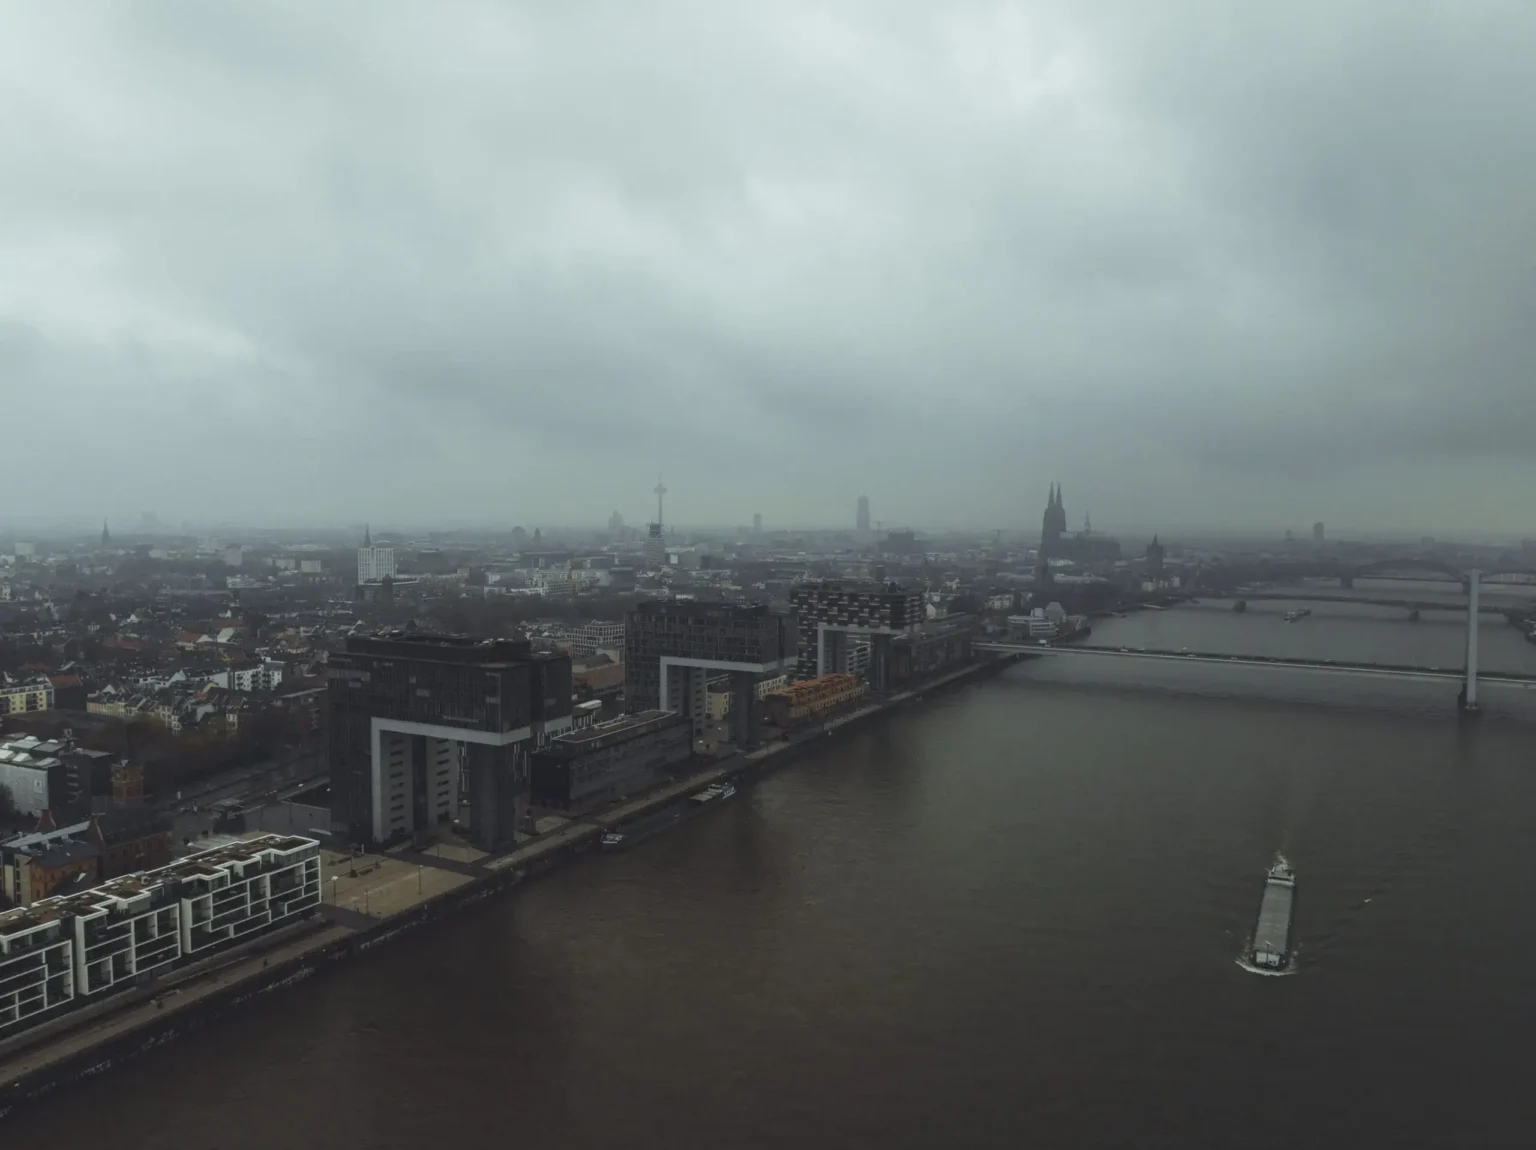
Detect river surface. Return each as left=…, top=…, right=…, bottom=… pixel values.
left=9, top=603, right=1536, bottom=1147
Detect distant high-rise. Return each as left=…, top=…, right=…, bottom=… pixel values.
left=856, top=495, right=871, bottom=538
left=753, top=512, right=762, bottom=534
left=100, top=519, right=110, bottom=546
left=608, top=510, right=625, bottom=534
left=1313, top=521, right=1325, bottom=542
left=358, top=524, right=396, bottom=585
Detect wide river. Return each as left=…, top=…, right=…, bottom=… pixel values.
left=9, top=595, right=1536, bottom=1147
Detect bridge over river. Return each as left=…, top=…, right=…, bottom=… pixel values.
left=986, top=568, right=1520, bottom=715
left=1198, top=590, right=1512, bottom=614
left=973, top=643, right=1536, bottom=690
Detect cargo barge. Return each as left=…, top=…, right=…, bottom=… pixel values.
left=1251, top=856, right=1296, bottom=970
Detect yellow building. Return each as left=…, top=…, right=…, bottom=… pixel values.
left=762, top=674, right=866, bottom=728
left=0, top=680, right=53, bottom=716
left=706, top=684, right=732, bottom=721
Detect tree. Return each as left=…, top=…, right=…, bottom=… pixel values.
left=0, top=783, right=15, bottom=822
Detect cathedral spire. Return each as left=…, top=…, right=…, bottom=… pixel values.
left=101, top=519, right=110, bottom=544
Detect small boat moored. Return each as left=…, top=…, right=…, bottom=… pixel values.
left=690, top=781, right=738, bottom=806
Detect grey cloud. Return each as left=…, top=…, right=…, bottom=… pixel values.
left=2, top=1, right=1535, bottom=533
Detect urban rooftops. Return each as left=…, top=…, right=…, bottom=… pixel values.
left=0, top=833, right=316, bottom=935
left=341, top=632, right=564, bottom=667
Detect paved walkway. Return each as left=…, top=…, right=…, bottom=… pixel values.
left=0, top=920, right=352, bottom=1085
left=389, top=848, right=487, bottom=878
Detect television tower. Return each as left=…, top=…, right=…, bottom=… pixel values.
left=645, top=474, right=668, bottom=567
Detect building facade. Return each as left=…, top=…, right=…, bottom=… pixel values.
left=0, top=678, right=53, bottom=717
left=1, top=808, right=175, bottom=907
left=0, top=834, right=321, bottom=1040
left=623, top=602, right=796, bottom=745
left=529, top=710, right=692, bottom=812
left=570, top=619, right=625, bottom=657
left=0, top=738, right=72, bottom=819
left=327, top=634, right=573, bottom=850
left=762, top=674, right=867, bottom=728
left=788, top=580, right=922, bottom=686
left=358, top=546, right=396, bottom=585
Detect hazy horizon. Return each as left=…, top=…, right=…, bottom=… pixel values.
left=5, top=3, right=1536, bottom=534
left=1, top=514, right=1525, bottom=548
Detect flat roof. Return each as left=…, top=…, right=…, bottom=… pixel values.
left=0, top=833, right=317, bottom=937
left=557, top=709, right=679, bottom=745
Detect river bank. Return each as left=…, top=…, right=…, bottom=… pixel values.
left=0, top=657, right=1009, bottom=1118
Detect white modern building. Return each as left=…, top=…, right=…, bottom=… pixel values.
left=358, top=546, right=396, bottom=585
left=571, top=619, right=625, bottom=657
left=0, top=835, right=322, bottom=1039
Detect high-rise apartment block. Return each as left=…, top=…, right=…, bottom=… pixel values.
left=856, top=495, right=871, bottom=539
left=623, top=602, right=795, bottom=746
left=327, top=634, right=572, bottom=849
left=789, top=580, right=923, bottom=687
left=357, top=524, right=396, bottom=585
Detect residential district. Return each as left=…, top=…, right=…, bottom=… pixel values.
left=3, top=489, right=1535, bottom=1062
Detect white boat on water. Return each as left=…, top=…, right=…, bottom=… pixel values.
left=690, top=781, right=736, bottom=805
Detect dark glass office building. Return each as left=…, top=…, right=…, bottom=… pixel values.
left=622, top=602, right=795, bottom=745
left=327, top=634, right=572, bottom=850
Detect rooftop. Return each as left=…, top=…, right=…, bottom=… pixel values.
left=0, top=833, right=316, bottom=937
left=544, top=709, right=683, bottom=754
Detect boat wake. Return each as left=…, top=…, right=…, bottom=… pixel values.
left=1235, top=955, right=1297, bottom=977
left=1235, top=934, right=1298, bottom=977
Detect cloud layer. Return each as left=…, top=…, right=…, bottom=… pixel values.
left=3, top=1, right=1534, bottom=535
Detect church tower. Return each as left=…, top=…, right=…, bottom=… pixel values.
left=1146, top=534, right=1166, bottom=583
left=1042, top=484, right=1068, bottom=550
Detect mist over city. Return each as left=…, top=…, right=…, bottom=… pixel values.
left=4, top=3, right=1536, bottom=1147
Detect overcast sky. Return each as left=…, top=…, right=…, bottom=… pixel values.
left=3, top=1, right=1535, bottom=537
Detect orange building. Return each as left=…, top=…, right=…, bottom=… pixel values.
left=761, top=674, right=866, bottom=728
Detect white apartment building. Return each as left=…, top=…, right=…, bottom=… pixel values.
left=571, top=620, right=625, bottom=657
left=227, top=661, right=286, bottom=693
left=0, top=835, right=322, bottom=1039
left=358, top=546, right=397, bottom=585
